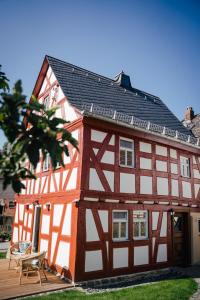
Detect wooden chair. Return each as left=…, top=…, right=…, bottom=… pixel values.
left=18, top=251, right=47, bottom=286
left=7, top=242, right=32, bottom=270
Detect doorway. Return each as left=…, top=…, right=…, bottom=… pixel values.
left=173, top=212, right=190, bottom=266
left=32, top=205, right=41, bottom=252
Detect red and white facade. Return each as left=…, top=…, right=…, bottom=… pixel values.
left=14, top=59, right=200, bottom=283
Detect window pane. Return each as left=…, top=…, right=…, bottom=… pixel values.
left=120, top=150, right=126, bottom=165
left=133, top=211, right=146, bottom=219
left=140, top=222, right=146, bottom=236
left=120, top=139, right=133, bottom=149
left=113, top=222, right=119, bottom=238
left=127, top=151, right=133, bottom=166
left=134, top=222, right=139, bottom=237
left=120, top=222, right=127, bottom=238
left=113, top=211, right=127, bottom=219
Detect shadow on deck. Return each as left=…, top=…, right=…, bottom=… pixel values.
left=0, top=259, right=73, bottom=299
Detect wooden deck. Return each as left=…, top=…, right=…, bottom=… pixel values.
left=0, top=259, right=73, bottom=299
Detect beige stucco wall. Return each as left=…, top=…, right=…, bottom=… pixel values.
left=190, top=212, right=200, bottom=264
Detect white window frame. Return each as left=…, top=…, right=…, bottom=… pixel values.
left=133, top=210, right=148, bottom=240
left=119, top=137, right=134, bottom=168
left=43, top=153, right=50, bottom=172
left=43, top=95, right=50, bottom=110
left=180, top=156, right=190, bottom=178
left=112, top=210, right=128, bottom=241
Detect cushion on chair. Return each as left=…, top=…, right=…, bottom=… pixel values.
left=19, top=242, right=30, bottom=253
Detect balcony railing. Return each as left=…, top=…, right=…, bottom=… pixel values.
left=81, top=103, right=200, bottom=148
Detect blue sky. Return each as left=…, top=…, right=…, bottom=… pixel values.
left=1, top=0, right=200, bottom=147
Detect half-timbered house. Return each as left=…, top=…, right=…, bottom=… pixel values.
left=13, top=56, right=200, bottom=282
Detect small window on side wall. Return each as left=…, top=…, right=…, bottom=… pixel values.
left=112, top=211, right=128, bottom=240
left=120, top=138, right=134, bottom=167
left=180, top=156, right=190, bottom=178
left=43, top=95, right=50, bottom=110
left=133, top=210, right=148, bottom=240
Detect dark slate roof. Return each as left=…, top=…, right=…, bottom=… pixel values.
left=46, top=55, right=190, bottom=135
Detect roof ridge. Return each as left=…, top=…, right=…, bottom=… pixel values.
left=46, top=55, right=160, bottom=100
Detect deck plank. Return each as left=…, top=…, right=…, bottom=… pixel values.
left=0, top=259, right=72, bottom=299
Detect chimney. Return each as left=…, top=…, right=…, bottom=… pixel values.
left=184, top=107, right=194, bottom=123
left=114, top=71, right=132, bottom=89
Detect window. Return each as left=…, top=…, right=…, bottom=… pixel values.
left=198, top=219, right=200, bottom=235
left=120, top=138, right=134, bottom=167
left=43, top=153, right=50, bottom=171
left=180, top=156, right=190, bottom=177
left=133, top=211, right=148, bottom=239
left=9, top=201, right=15, bottom=209
left=43, top=95, right=50, bottom=110
left=112, top=211, right=128, bottom=240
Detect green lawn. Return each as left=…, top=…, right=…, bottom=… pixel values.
left=27, top=278, right=197, bottom=300
left=0, top=252, right=6, bottom=259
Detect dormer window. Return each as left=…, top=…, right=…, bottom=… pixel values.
left=120, top=138, right=134, bottom=167
left=44, top=95, right=50, bottom=110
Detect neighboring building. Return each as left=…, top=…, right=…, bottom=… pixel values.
left=14, top=56, right=200, bottom=283
left=0, top=177, right=15, bottom=234
left=182, top=107, right=200, bottom=138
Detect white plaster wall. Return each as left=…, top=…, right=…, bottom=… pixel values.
left=36, top=162, right=41, bottom=173
left=134, top=246, right=149, bottom=265
left=194, top=169, right=200, bottom=179
left=34, top=178, right=40, bottom=194
left=140, top=157, right=152, bottom=170
left=50, top=175, right=56, bottom=193
left=40, top=239, right=48, bottom=257
left=41, top=177, right=47, bottom=193
left=160, top=212, right=167, bottom=237
left=51, top=232, right=58, bottom=262
left=171, top=179, right=179, bottom=197
left=24, top=212, right=28, bottom=227
left=86, top=209, right=99, bottom=241
left=91, top=130, right=106, bottom=143
left=113, top=248, right=128, bottom=268
left=66, top=167, right=77, bottom=190
left=41, top=214, right=50, bottom=235
left=63, top=101, right=77, bottom=122
left=54, top=173, right=60, bottom=189
left=26, top=232, right=30, bottom=241
left=28, top=214, right=32, bottom=228
left=139, top=142, right=152, bottom=153
left=171, top=163, right=178, bottom=174
left=104, top=170, right=114, bottom=192
left=109, top=135, right=115, bottom=146
left=13, top=227, right=18, bottom=242
left=120, top=173, right=135, bottom=193
left=56, top=241, right=70, bottom=268
left=101, top=151, right=114, bottom=164
left=53, top=204, right=64, bottom=227
left=156, top=145, right=167, bottom=156
left=62, top=170, right=69, bottom=189
left=157, top=177, right=168, bottom=195
left=152, top=212, right=159, bottom=230
left=89, top=168, right=104, bottom=191
left=170, top=149, right=177, bottom=159
left=157, top=244, right=167, bottom=262
left=62, top=204, right=72, bottom=236
left=156, top=160, right=167, bottom=172
left=19, top=225, right=22, bottom=240
left=19, top=204, right=24, bottom=221
left=140, top=176, right=152, bottom=194
left=98, top=210, right=108, bottom=232
left=85, top=250, right=103, bottom=272
left=14, top=204, right=18, bottom=223
left=194, top=184, right=200, bottom=198
left=182, top=181, right=192, bottom=198
left=63, top=152, right=71, bottom=165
